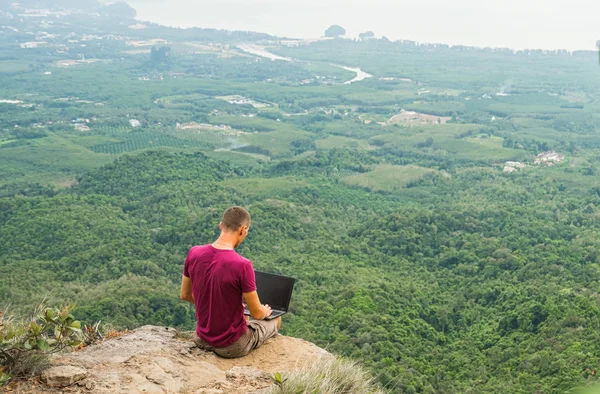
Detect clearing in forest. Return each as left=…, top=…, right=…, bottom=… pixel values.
left=342, top=164, right=436, bottom=192
left=386, top=109, right=450, bottom=126
left=315, top=135, right=373, bottom=150
left=175, top=122, right=247, bottom=136
left=220, top=176, right=307, bottom=197
left=182, top=42, right=239, bottom=57
left=55, top=59, right=101, bottom=67
left=216, top=95, right=273, bottom=108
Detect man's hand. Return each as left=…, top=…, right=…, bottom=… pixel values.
left=262, top=304, right=273, bottom=319
left=244, top=291, right=272, bottom=320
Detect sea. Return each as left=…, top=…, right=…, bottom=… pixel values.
left=126, top=0, right=597, bottom=51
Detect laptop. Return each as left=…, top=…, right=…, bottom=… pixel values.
left=244, top=271, right=296, bottom=320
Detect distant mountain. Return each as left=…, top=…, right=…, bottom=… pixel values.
left=324, top=25, right=346, bottom=38
left=100, top=1, right=137, bottom=18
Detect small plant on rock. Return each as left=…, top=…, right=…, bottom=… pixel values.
left=0, top=305, right=83, bottom=387
left=272, top=371, right=288, bottom=387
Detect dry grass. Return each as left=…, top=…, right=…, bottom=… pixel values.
left=102, top=323, right=129, bottom=340
left=7, top=352, right=50, bottom=379
left=0, top=309, right=50, bottom=381
left=266, top=356, right=384, bottom=394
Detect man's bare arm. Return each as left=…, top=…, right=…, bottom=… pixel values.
left=180, top=275, right=194, bottom=303
left=243, top=291, right=272, bottom=320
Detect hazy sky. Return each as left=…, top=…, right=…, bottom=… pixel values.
left=127, top=0, right=599, bottom=50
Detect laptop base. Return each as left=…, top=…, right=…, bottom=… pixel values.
left=244, top=308, right=285, bottom=320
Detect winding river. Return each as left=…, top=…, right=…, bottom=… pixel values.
left=237, top=45, right=372, bottom=84
left=337, top=65, right=373, bottom=84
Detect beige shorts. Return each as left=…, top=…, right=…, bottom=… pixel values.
left=195, top=320, right=279, bottom=358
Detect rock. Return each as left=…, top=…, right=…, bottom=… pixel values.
left=42, top=365, right=88, bottom=387
left=140, top=362, right=183, bottom=392
left=226, top=366, right=270, bottom=380
left=248, top=389, right=271, bottom=394
left=212, top=379, right=233, bottom=390
left=211, top=334, right=332, bottom=374
left=27, top=325, right=329, bottom=393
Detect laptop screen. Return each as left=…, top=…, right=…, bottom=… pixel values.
left=254, top=271, right=295, bottom=311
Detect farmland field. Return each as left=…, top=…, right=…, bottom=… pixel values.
left=342, top=164, right=437, bottom=191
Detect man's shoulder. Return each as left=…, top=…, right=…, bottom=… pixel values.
left=230, top=250, right=251, bottom=265
left=187, top=245, right=251, bottom=265
left=188, top=244, right=211, bottom=256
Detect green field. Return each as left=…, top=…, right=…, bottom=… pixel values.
left=0, top=133, right=114, bottom=186
left=89, top=132, right=207, bottom=154
left=220, top=176, right=307, bottom=198
left=316, top=135, right=373, bottom=150
left=0, top=60, right=31, bottom=73
left=343, top=164, right=437, bottom=191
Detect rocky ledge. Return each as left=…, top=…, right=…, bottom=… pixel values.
left=22, top=325, right=330, bottom=393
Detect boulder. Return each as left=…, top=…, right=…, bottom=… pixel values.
left=42, top=365, right=88, bottom=387
left=226, top=366, right=270, bottom=380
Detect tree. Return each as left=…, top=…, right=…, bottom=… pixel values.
left=150, top=46, right=171, bottom=67
left=324, top=25, right=346, bottom=38
left=359, top=31, right=375, bottom=40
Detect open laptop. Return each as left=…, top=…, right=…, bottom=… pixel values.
left=244, top=271, right=296, bottom=320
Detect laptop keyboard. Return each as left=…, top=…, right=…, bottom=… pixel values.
left=244, top=307, right=284, bottom=320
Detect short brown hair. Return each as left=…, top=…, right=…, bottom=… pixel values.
left=221, top=206, right=251, bottom=231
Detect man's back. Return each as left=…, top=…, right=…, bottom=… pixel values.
left=184, top=244, right=256, bottom=348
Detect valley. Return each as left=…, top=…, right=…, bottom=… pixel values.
left=2, top=1, right=600, bottom=393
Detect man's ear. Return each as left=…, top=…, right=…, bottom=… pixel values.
left=219, top=222, right=223, bottom=231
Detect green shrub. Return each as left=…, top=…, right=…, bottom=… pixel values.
left=0, top=305, right=83, bottom=386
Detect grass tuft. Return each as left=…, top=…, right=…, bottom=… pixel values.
left=267, top=356, right=384, bottom=394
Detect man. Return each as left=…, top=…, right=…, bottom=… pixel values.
left=180, top=206, right=281, bottom=358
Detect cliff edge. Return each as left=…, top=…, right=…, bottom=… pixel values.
left=21, top=325, right=330, bottom=393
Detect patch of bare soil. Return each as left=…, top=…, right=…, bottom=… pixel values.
left=386, top=109, right=450, bottom=126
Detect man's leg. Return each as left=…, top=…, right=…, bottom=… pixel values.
left=212, top=329, right=254, bottom=358
left=246, top=318, right=280, bottom=351
left=193, top=334, right=214, bottom=352
left=210, top=318, right=281, bottom=359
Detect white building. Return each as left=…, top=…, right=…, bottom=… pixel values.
left=20, top=41, right=46, bottom=49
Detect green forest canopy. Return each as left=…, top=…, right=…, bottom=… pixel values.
left=2, top=1, right=600, bottom=392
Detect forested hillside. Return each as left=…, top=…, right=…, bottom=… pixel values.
left=2, top=1, right=600, bottom=393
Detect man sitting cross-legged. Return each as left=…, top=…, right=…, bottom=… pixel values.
left=180, top=206, right=281, bottom=358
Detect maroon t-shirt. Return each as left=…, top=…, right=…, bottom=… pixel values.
left=183, top=244, right=256, bottom=348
